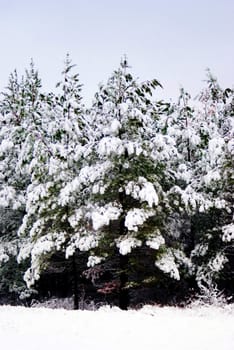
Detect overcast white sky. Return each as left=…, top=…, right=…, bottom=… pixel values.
left=0, top=0, right=233, bottom=104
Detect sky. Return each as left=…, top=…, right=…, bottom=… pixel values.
left=0, top=0, right=233, bottom=105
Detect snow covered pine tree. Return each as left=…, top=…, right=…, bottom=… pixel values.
left=160, top=73, right=234, bottom=300
left=55, top=59, right=190, bottom=308
left=0, top=61, right=44, bottom=301
left=17, top=55, right=91, bottom=308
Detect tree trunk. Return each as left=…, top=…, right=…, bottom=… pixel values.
left=118, top=215, right=129, bottom=310
left=72, top=255, right=79, bottom=310
left=119, top=254, right=129, bottom=310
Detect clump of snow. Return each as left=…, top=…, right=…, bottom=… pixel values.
left=87, top=255, right=103, bottom=267
left=177, top=163, right=192, bottom=183
left=125, top=141, right=135, bottom=155
left=0, top=186, right=17, bottom=208
left=68, top=209, right=83, bottom=228
left=150, top=134, right=177, bottom=161
left=125, top=208, right=154, bottom=232
left=91, top=203, right=122, bottom=230
left=222, top=223, right=234, bottom=242
left=117, top=237, right=142, bottom=255
left=59, top=161, right=112, bottom=205
left=173, top=185, right=213, bottom=212
left=214, top=198, right=226, bottom=209
left=227, top=138, right=234, bottom=155
left=125, top=177, right=159, bottom=207
left=119, top=102, right=128, bottom=114
left=76, top=234, right=99, bottom=252
left=65, top=232, right=100, bottom=259
left=102, top=101, right=115, bottom=114
left=17, top=239, right=34, bottom=262
left=98, top=136, right=124, bottom=156
left=146, top=233, right=165, bottom=250
left=203, top=169, right=221, bottom=185
left=110, top=119, right=121, bottom=134
left=68, top=98, right=80, bottom=109
left=0, top=139, right=14, bottom=154
left=208, top=137, right=225, bottom=166
left=0, top=239, right=18, bottom=265
left=184, top=128, right=201, bottom=147
left=155, top=251, right=180, bottom=280
left=92, top=182, right=107, bottom=195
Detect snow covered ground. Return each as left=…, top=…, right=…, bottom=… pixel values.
left=0, top=304, right=233, bottom=350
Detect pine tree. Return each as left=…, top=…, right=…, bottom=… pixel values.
left=55, top=59, right=192, bottom=308
left=17, top=55, right=89, bottom=308
left=189, top=73, right=234, bottom=298
left=0, top=61, right=43, bottom=300
left=164, top=73, right=234, bottom=299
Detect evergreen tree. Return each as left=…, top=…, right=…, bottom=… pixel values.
left=189, top=73, right=234, bottom=297
left=17, top=55, right=89, bottom=308
left=0, top=61, right=43, bottom=300
left=55, top=59, right=191, bottom=307
left=163, top=73, right=234, bottom=298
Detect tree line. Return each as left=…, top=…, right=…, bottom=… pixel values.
left=0, top=56, right=233, bottom=309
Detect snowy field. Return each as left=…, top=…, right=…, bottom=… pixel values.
left=0, top=304, right=234, bottom=350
